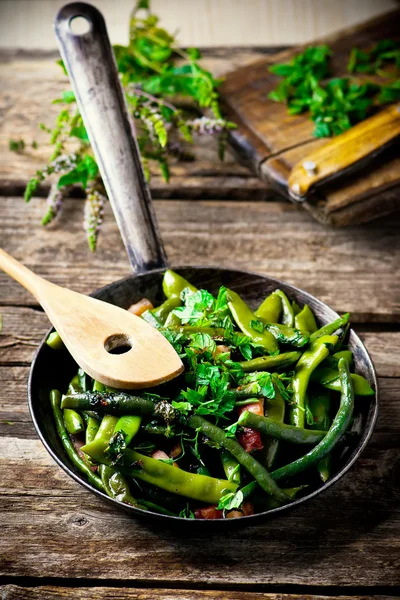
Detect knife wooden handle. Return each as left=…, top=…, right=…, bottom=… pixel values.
left=288, top=104, right=400, bottom=200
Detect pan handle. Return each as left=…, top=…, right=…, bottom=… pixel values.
left=54, top=2, right=168, bottom=274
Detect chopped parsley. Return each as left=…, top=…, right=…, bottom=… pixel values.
left=268, top=39, right=400, bottom=137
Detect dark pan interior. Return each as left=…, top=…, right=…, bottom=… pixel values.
left=28, top=266, right=378, bottom=527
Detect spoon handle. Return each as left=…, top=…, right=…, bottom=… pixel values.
left=0, top=247, right=50, bottom=300
left=54, top=3, right=167, bottom=274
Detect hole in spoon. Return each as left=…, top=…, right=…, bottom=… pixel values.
left=104, top=334, right=132, bottom=355
left=69, top=15, right=91, bottom=35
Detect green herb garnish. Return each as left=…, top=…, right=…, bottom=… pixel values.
left=18, top=0, right=235, bottom=251
left=268, top=39, right=400, bottom=138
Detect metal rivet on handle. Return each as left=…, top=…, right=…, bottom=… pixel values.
left=302, top=160, right=317, bottom=176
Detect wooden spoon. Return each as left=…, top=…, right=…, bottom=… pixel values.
left=0, top=248, right=183, bottom=389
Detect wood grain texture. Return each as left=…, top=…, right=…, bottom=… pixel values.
left=0, top=445, right=399, bottom=585
left=1, top=365, right=399, bottom=443
left=0, top=203, right=399, bottom=589
left=0, top=31, right=399, bottom=588
left=0, top=48, right=270, bottom=200
left=0, top=588, right=394, bottom=600
left=288, top=104, right=400, bottom=199
left=1, top=197, right=399, bottom=322
left=1, top=305, right=399, bottom=376
left=220, top=11, right=400, bottom=226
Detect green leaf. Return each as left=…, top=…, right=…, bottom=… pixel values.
left=171, top=401, right=193, bottom=416
left=178, top=504, right=195, bottom=519
left=53, top=90, right=76, bottom=104
left=57, top=155, right=98, bottom=189
left=9, top=139, right=25, bottom=152
left=249, top=319, right=264, bottom=333
left=378, top=80, right=400, bottom=104
left=217, top=489, right=244, bottom=511
left=70, top=126, right=89, bottom=142
left=56, top=58, right=68, bottom=76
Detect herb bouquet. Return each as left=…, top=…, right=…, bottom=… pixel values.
left=20, top=0, right=235, bottom=251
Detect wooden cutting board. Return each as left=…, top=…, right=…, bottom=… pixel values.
left=220, top=9, right=400, bottom=226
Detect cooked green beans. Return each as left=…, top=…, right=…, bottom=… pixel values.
left=289, top=335, right=338, bottom=428
left=50, top=389, right=104, bottom=492
left=239, top=351, right=301, bottom=372
left=61, top=391, right=156, bottom=416
left=187, top=415, right=289, bottom=503
left=238, top=412, right=327, bottom=444
left=226, top=288, right=279, bottom=355
left=271, top=358, right=354, bottom=481
left=48, top=270, right=373, bottom=520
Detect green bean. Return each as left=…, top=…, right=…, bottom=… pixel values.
left=291, top=300, right=302, bottom=316
left=133, top=479, right=186, bottom=513
left=162, top=269, right=198, bottom=299
left=221, top=450, right=241, bottom=485
left=309, top=392, right=332, bottom=482
left=226, top=288, right=279, bottom=355
left=241, top=480, right=305, bottom=507
left=309, top=392, right=331, bottom=431
left=50, top=389, right=104, bottom=492
left=187, top=414, right=289, bottom=502
left=238, top=412, right=327, bottom=444
left=121, top=449, right=237, bottom=504
left=63, top=408, right=84, bottom=435
left=85, top=416, right=100, bottom=445
left=99, top=464, right=146, bottom=509
left=61, top=391, right=156, bottom=416
left=254, top=293, right=282, bottom=323
left=261, top=485, right=308, bottom=510
left=326, top=350, right=354, bottom=369
left=289, top=334, right=338, bottom=428
left=239, top=351, right=301, bottom=372
left=294, top=305, right=318, bottom=334
left=46, top=331, right=64, bottom=350
left=67, top=375, right=82, bottom=395
left=258, top=383, right=286, bottom=469
left=78, top=368, right=91, bottom=392
left=164, top=311, right=182, bottom=328
left=152, top=296, right=182, bottom=323
left=273, top=290, right=294, bottom=327
left=311, top=367, right=374, bottom=396
left=271, top=358, right=354, bottom=481
left=139, top=499, right=178, bottom=516
left=309, top=313, right=350, bottom=343
left=113, top=415, right=142, bottom=446
left=92, top=380, right=106, bottom=392
left=143, top=423, right=172, bottom=436
left=81, top=415, right=119, bottom=463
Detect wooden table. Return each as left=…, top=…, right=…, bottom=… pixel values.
left=0, top=49, right=399, bottom=600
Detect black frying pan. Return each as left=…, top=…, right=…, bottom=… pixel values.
left=28, top=2, right=378, bottom=526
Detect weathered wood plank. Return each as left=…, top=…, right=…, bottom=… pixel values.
left=0, top=48, right=270, bottom=199
left=0, top=444, right=398, bottom=585
left=1, top=305, right=399, bottom=375
left=0, top=587, right=393, bottom=600
left=221, top=11, right=400, bottom=227
left=0, top=365, right=398, bottom=442
left=1, top=197, right=399, bottom=322
left=1, top=302, right=399, bottom=376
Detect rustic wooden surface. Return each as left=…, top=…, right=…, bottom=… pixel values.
left=0, top=47, right=400, bottom=598
left=220, top=10, right=400, bottom=226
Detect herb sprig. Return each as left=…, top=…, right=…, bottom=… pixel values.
left=16, top=0, right=235, bottom=251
